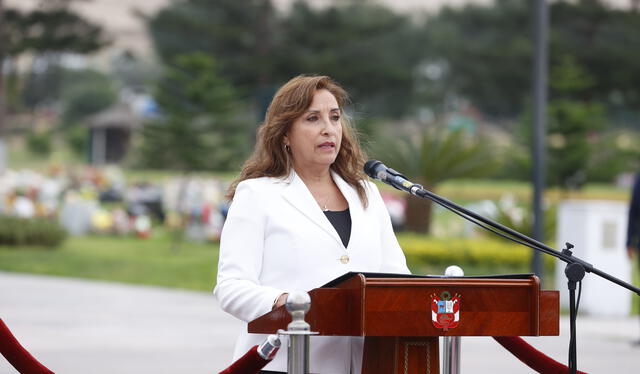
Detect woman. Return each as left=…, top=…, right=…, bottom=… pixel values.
left=214, top=75, right=409, bottom=373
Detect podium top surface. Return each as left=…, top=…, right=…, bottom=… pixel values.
left=321, top=272, right=536, bottom=288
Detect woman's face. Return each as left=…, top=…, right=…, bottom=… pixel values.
left=285, top=89, right=343, bottom=171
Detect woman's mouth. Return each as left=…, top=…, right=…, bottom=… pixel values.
left=318, top=142, right=335, bottom=150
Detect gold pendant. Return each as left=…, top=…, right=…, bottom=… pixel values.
left=339, top=254, right=349, bottom=264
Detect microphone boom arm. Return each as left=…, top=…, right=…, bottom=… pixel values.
left=365, top=160, right=640, bottom=295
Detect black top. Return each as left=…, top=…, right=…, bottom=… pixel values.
left=323, top=208, right=351, bottom=248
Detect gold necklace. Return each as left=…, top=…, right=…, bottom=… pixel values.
left=319, top=196, right=330, bottom=212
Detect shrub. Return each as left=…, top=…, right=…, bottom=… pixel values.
left=26, top=131, right=53, bottom=156
left=398, top=234, right=555, bottom=274
left=0, top=216, right=67, bottom=247
left=64, top=124, right=89, bottom=158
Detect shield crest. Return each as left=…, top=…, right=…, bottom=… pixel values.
left=431, top=291, right=460, bottom=331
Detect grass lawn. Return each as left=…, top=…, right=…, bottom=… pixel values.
left=0, top=231, right=219, bottom=292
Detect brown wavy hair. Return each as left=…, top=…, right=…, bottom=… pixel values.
left=226, top=75, right=369, bottom=207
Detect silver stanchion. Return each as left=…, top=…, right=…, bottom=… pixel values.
left=443, top=265, right=464, bottom=374
left=278, top=290, right=318, bottom=374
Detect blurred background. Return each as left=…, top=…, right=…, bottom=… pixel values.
left=3, top=0, right=640, bottom=373
left=1, top=0, right=640, bottom=322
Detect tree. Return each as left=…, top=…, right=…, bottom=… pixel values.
left=59, top=69, right=117, bottom=125
left=374, top=126, right=496, bottom=233
left=148, top=0, right=274, bottom=93
left=0, top=1, right=106, bottom=170
left=551, top=0, right=640, bottom=116
left=148, top=0, right=428, bottom=118
left=137, top=53, right=248, bottom=172
left=509, top=55, right=606, bottom=188
left=1, top=1, right=106, bottom=110
left=420, top=0, right=533, bottom=119
left=545, top=55, right=605, bottom=189
left=421, top=0, right=640, bottom=121
left=137, top=52, right=248, bottom=251
left=275, top=0, right=427, bottom=117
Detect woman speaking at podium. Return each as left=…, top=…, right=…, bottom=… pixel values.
left=214, top=75, right=410, bottom=373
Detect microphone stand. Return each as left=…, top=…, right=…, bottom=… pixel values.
left=395, top=181, right=640, bottom=374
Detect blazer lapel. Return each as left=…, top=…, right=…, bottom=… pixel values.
left=281, top=171, right=343, bottom=246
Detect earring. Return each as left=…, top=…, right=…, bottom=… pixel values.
left=285, top=144, right=291, bottom=153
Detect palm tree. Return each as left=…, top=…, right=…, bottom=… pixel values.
left=374, top=127, right=497, bottom=233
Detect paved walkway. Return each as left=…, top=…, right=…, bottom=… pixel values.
left=1, top=271, right=639, bottom=373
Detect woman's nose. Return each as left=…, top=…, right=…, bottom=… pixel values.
left=321, top=116, right=335, bottom=134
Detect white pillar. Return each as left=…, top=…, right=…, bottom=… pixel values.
left=556, top=200, right=631, bottom=316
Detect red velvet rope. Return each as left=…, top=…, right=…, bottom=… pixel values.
left=218, top=345, right=271, bottom=374
left=8, top=317, right=581, bottom=374
left=0, top=319, right=55, bottom=374
left=494, top=336, right=587, bottom=374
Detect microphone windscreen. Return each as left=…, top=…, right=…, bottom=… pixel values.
left=364, top=160, right=383, bottom=178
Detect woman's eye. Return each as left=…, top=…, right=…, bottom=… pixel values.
left=331, top=115, right=341, bottom=121
left=307, top=116, right=318, bottom=122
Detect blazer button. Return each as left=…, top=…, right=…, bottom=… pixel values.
left=339, top=255, right=349, bottom=264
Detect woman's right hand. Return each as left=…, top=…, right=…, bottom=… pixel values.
left=273, top=293, right=289, bottom=310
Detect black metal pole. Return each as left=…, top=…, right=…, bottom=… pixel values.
left=531, top=0, right=548, bottom=278
left=568, top=282, right=577, bottom=374
left=565, top=262, right=585, bottom=374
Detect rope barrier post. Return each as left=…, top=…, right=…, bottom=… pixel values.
left=277, top=290, right=318, bottom=374
left=443, top=265, right=464, bottom=374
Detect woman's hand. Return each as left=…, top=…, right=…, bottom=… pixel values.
left=273, top=293, right=289, bottom=310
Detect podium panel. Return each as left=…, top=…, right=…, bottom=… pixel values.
left=362, top=337, right=439, bottom=374
left=249, top=273, right=559, bottom=373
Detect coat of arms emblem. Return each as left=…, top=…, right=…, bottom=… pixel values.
left=431, top=291, right=461, bottom=331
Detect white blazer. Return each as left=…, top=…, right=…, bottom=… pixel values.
left=214, top=170, right=410, bottom=373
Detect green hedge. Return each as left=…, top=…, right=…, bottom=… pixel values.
left=398, top=234, right=555, bottom=272
left=0, top=216, right=67, bottom=247
left=26, top=130, right=53, bottom=156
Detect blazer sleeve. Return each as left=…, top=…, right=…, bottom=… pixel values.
left=627, top=173, right=640, bottom=249
left=368, top=182, right=411, bottom=274
left=214, top=180, right=285, bottom=322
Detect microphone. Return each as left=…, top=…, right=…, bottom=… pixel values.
left=363, top=160, right=423, bottom=195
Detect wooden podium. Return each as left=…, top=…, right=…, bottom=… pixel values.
left=249, top=272, right=559, bottom=373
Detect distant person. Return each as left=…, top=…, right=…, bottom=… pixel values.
left=627, top=172, right=640, bottom=346
left=214, top=75, right=410, bottom=373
